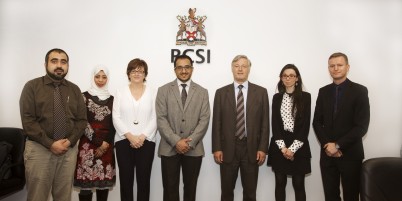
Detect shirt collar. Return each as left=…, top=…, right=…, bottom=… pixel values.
left=332, top=78, right=349, bottom=89
left=177, top=79, right=192, bottom=87
left=44, top=74, right=67, bottom=86
left=234, top=80, right=249, bottom=90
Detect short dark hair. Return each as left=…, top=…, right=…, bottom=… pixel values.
left=45, top=48, right=69, bottom=66
left=173, top=54, right=194, bottom=68
left=126, top=58, right=148, bottom=82
left=329, top=52, right=349, bottom=64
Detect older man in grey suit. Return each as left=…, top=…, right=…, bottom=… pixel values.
left=156, top=54, right=210, bottom=201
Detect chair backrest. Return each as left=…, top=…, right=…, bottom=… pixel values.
left=361, top=157, right=402, bottom=201
left=0, top=127, right=26, bottom=177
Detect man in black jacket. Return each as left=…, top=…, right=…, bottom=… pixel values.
left=313, top=52, right=370, bottom=201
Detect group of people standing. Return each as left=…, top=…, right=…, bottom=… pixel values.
left=19, top=48, right=370, bottom=201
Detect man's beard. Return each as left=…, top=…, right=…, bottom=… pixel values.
left=177, top=73, right=191, bottom=82
left=178, top=77, right=190, bottom=82
left=46, top=67, right=67, bottom=80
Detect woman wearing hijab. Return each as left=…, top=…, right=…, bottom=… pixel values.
left=74, top=66, right=116, bottom=201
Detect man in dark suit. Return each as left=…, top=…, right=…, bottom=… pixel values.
left=212, top=55, right=269, bottom=201
left=156, top=54, right=210, bottom=201
left=313, top=52, right=370, bottom=201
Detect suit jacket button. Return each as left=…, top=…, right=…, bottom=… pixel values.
left=180, top=131, right=183, bottom=133
left=182, top=119, right=185, bottom=122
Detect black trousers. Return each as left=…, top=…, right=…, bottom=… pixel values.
left=115, top=139, right=155, bottom=201
left=79, top=189, right=109, bottom=201
left=320, top=158, right=362, bottom=201
left=161, top=154, right=203, bottom=201
left=220, top=138, right=259, bottom=201
left=274, top=173, right=306, bottom=201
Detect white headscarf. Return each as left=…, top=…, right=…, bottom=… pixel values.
left=87, top=65, right=111, bottom=100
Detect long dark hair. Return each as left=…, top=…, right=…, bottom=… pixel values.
left=277, top=64, right=305, bottom=118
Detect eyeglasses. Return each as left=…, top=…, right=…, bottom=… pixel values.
left=130, top=70, right=145, bottom=75
left=175, top=65, right=193, bottom=71
left=281, top=74, right=297, bottom=79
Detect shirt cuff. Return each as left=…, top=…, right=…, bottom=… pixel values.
left=288, top=140, right=304, bottom=153
left=275, top=140, right=285, bottom=149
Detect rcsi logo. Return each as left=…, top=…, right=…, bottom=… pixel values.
left=172, top=8, right=210, bottom=64
left=176, top=8, right=207, bottom=46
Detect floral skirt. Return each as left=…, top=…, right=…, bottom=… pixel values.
left=74, top=138, right=116, bottom=189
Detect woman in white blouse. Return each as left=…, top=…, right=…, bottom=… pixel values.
left=112, top=58, right=157, bottom=201
left=267, top=64, right=311, bottom=201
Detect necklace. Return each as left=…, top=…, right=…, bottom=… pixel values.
left=130, top=84, right=145, bottom=125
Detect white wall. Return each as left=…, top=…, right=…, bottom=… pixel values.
left=1, top=0, right=401, bottom=200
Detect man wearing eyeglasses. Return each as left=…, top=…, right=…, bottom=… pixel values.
left=212, top=55, right=269, bottom=201
left=313, top=52, right=370, bottom=201
left=156, top=54, right=210, bottom=201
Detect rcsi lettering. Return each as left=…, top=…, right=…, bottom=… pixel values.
left=171, top=49, right=211, bottom=64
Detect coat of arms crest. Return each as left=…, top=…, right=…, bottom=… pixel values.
left=176, top=8, right=207, bottom=46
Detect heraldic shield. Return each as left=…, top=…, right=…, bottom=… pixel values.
left=176, top=8, right=207, bottom=46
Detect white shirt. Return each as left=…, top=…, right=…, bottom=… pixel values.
left=112, top=84, right=157, bottom=143
left=275, top=93, right=304, bottom=153
left=177, top=79, right=191, bottom=95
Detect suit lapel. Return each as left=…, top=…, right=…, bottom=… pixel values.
left=246, top=83, right=256, bottom=113
left=184, top=82, right=198, bottom=111
left=225, top=84, right=236, bottom=112
left=170, top=80, right=184, bottom=111
left=323, top=86, right=335, bottom=120
left=335, top=81, right=352, bottom=119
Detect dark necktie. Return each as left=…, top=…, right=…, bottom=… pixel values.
left=334, top=85, right=340, bottom=117
left=181, top=84, right=187, bottom=107
left=53, top=83, right=67, bottom=140
left=235, top=85, right=246, bottom=140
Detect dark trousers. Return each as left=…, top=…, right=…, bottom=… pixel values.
left=274, top=173, right=306, bottom=201
left=79, top=189, right=109, bottom=201
left=161, top=154, right=203, bottom=201
left=320, top=158, right=362, bottom=201
left=115, top=139, right=155, bottom=201
left=220, top=139, right=259, bottom=201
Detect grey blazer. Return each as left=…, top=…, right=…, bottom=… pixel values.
left=156, top=79, right=210, bottom=157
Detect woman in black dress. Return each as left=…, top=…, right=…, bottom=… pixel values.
left=267, top=64, right=311, bottom=201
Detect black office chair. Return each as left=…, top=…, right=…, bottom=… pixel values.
left=360, top=157, right=402, bottom=201
left=0, top=127, right=26, bottom=199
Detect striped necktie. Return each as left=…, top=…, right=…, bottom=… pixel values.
left=235, top=85, right=246, bottom=140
